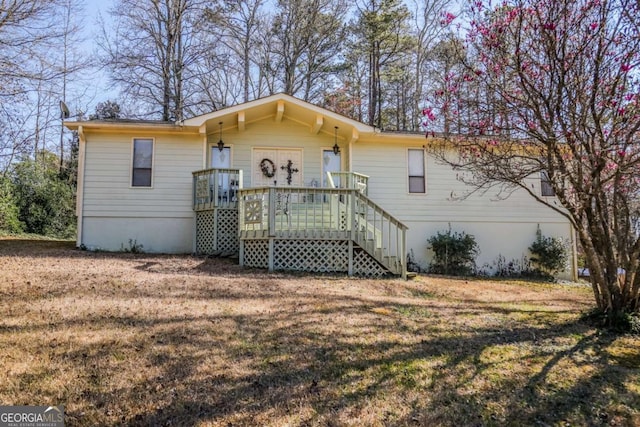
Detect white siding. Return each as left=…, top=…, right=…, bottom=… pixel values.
left=82, top=217, right=193, bottom=253
left=209, top=119, right=336, bottom=188
left=78, top=115, right=575, bottom=274
left=352, top=138, right=574, bottom=278
left=352, top=139, right=565, bottom=223
left=405, top=220, right=574, bottom=279
left=80, top=131, right=202, bottom=252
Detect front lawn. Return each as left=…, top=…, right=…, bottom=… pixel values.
left=0, top=238, right=638, bottom=426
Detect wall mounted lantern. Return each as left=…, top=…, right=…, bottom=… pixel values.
left=333, top=126, right=340, bottom=155
left=217, top=121, right=225, bottom=152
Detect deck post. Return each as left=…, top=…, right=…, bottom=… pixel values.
left=213, top=209, right=218, bottom=252
left=348, top=190, right=356, bottom=277
left=401, top=228, right=407, bottom=280
left=268, top=187, right=276, bottom=237
left=268, top=238, right=275, bottom=272
left=192, top=211, right=197, bottom=254
left=348, top=240, right=353, bottom=276
left=239, top=239, right=245, bottom=266
left=192, top=175, right=197, bottom=210
left=349, top=190, right=356, bottom=240
left=212, top=170, right=219, bottom=207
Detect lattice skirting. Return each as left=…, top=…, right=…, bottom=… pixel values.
left=217, top=209, right=239, bottom=253
left=353, top=248, right=389, bottom=278
left=195, top=209, right=239, bottom=255
left=240, top=238, right=390, bottom=277
left=274, top=240, right=349, bottom=272
left=243, top=240, right=269, bottom=269
left=196, top=210, right=216, bottom=254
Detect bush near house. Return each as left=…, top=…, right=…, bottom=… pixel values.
left=528, top=227, right=568, bottom=280
left=427, top=227, right=568, bottom=282
left=427, top=227, right=479, bottom=276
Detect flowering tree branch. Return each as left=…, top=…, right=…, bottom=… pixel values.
left=425, top=0, right=640, bottom=323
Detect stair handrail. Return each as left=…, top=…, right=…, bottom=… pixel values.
left=351, top=191, right=408, bottom=279
left=237, top=185, right=408, bottom=278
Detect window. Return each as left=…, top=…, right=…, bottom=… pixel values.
left=408, top=149, right=425, bottom=193
left=132, top=138, right=153, bottom=187
left=322, top=149, right=341, bottom=187
left=541, top=170, right=555, bottom=196
left=210, top=146, right=231, bottom=169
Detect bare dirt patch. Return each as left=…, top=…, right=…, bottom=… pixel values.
left=1, top=238, right=638, bottom=426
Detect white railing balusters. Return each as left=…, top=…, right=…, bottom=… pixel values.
left=193, top=168, right=243, bottom=210
left=236, top=185, right=408, bottom=276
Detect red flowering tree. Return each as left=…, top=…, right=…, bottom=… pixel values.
left=425, top=0, right=640, bottom=325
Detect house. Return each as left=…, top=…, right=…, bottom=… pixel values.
left=65, top=93, right=577, bottom=279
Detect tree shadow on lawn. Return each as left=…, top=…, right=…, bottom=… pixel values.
left=0, top=238, right=77, bottom=257
left=47, top=299, right=638, bottom=426
left=1, top=243, right=636, bottom=425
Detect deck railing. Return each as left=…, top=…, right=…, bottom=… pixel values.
left=352, top=191, right=407, bottom=276
left=238, top=186, right=350, bottom=239
left=237, top=186, right=407, bottom=276
left=327, top=171, right=369, bottom=195
left=192, top=168, right=243, bottom=210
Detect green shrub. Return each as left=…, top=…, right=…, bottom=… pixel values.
left=583, top=309, right=640, bottom=334
left=492, top=254, right=533, bottom=278
left=529, top=226, right=568, bottom=279
left=0, top=176, right=23, bottom=233
left=10, top=157, right=76, bottom=238
left=427, top=227, right=479, bottom=276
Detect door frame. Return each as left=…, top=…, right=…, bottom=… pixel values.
left=207, top=144, right=233, bottom=169
left=251, top=147, right=304, bottom=187
left=321, top=147, right=342, bottom=188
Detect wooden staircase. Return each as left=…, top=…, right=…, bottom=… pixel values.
left=195, top=168, right=408, bottom=278
left=273, top=199, right=405, bottom=276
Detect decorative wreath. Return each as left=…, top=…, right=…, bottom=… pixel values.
left=259, top=158, right=276, bottom=178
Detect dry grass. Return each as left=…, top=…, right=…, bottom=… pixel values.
left=0, top=237, right=639, bottom=426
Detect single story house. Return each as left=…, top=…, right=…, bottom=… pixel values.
left=65, top=93, right=577, bottom=279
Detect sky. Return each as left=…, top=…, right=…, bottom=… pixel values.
left=79, top=0, right=115, bottom=108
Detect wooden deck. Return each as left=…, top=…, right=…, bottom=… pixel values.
left=193, top=169, right=407, bottom=278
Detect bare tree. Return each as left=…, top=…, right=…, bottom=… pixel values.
left=206, top=0, right=267, bottom=103
left=0, top=1, right=56, bottom=170
left=0, top=1, right=60, bottom=97
left=100, top=0, right=209, bottom=121
left=270, top=0, right=348, bottom=101
left=0, top=0, right=88, bottom=171
left=409, top=0, right=448, bottom=131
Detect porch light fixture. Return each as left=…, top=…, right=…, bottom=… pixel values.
left=217, top=121, right=225, bottom=152
left=333, top=126, right=340, bottom=155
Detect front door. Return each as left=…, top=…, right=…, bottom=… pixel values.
left=322, top=149, right=341, bottom=187
left=253, top=148, right=303, bottom=187
left=210, top=146, right=234, bottom=200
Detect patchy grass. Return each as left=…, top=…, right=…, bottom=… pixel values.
left=0, top=238, right=639, bottom=426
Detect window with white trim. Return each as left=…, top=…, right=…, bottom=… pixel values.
left=132, top=138, right=153, bottom=187
left=541, top=170, right=555, bottom=196
left=408, top=149, right=425, bottom=193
